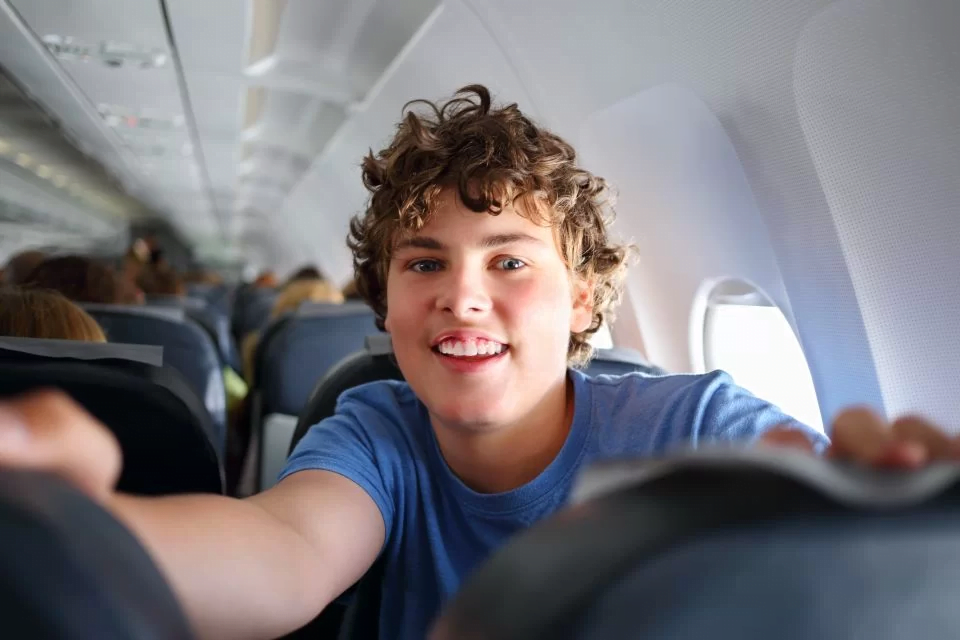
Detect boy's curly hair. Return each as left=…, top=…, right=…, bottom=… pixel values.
left=348, top=84, right=630, bottom=366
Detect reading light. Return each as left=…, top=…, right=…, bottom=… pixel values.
left=43, top=35, right=167, bottom=69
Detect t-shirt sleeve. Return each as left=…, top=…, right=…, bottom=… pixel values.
left=695, top=371, right=830, bottom=453
left=278, top=393, right=399, bottom=540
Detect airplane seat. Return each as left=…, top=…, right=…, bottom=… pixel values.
left=432, top=450, right=960, bottom=640
left=83, top=304, right=228, bottom=452
left=585, top=347, right=668, bottom=376
left=147, top=294, right=240, bottom=372
left=253, top=302, right=377, bottom=492
left=0, top=338, right=223, bottom=495
left=231, top=289, right=277, bottom=345
left=289, top=332, right=403, bottom=456
left=188, top=282, right=232, bottom=318
left=0, top=469, right=195, bottom=639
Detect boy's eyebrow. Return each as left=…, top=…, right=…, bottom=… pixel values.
left=393, top=233, right=544, bottom=252
left=478, top=233, right=545, bottom=249
left=394, top=236, right=446, bottom=251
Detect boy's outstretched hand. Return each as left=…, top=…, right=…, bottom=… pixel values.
left=0, top=389, right=120, bottom=502
left=762, top=407, right=958, bottom=469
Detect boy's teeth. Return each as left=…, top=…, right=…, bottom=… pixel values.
left=438, top=338, right=504, bottom=358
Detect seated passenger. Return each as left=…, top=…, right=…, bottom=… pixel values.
left=1, top=249, right=45, bottom=286
left=0, top=85, right=951, bottom=640
left=23, top=255, right=126, bottom=305
left=252, top=270, right=278, bottom=289
left=0, top=288, right=106, bottom=342
left=240, top=279, right=345, bottom=381
left=282, top=265, right=325, bottom=288
left=138, top=265, right=186, bottom=298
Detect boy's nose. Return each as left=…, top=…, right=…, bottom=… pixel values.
left=436, top=269, right=492, bottom=318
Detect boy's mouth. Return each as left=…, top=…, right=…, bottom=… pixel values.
left=431, top=337, right=509, bottom=361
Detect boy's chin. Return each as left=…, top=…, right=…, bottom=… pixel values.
left=431, top=397, right=513, bottom=432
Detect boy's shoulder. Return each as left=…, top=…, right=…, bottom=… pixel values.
left=578, top=367, right=736, bottom=411
left=575, top=368, right=825, bottom=452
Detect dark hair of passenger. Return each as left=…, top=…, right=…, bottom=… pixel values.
left=289, top=265, right=324, bottom=281
left=23, top=255, right=123, bottom=304
left=2, top=249, right=46, bottom=286
left=0, top=288, right=106, bottom=342
left=138, top=266, right=185, bottom=296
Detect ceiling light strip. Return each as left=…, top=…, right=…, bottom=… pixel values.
left=158, top=0, right=228, bottom=242
left=0, top=0, right=149, bottom=222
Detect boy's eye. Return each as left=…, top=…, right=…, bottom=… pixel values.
left=497, top=257, right=526, bottom=271
left=409, top=259, right=442, bottom=273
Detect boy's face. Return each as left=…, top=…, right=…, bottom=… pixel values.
left=385, top=188, right=594, bottom=432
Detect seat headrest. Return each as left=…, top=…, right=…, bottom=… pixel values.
left=146, top=295, right=208, bottom=311
left=0, top=341, right=223, bottom=495
left=364, top=333, right=393, bottom=355
left=0, top=337, right=163, bottom=367
left=0, top=470, right=195, bottom=639
left=296, top=301, right=372, bottom=318
left=433, top=451, right=960, bottom=640
left=82, top=303, right=186, bottom=322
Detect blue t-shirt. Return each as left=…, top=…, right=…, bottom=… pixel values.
left=280, top=369, right=827, bottom=639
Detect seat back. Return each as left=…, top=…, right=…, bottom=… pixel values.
left=0, top=338, right=223, bottom=494
left=0, top=470, right=195, bottom=639
left=84, top=304, right=227, bottom=450
left=252, top=303, right=377, bottom=491
left=231, top=288, right=277, bottom=344
left=433, top=450, right=960, bottom=640
left=147, top=295, right=239, bottom=372
left=290, top=333, right=403, bottom=455
left=256, top=303, right=378, bottom=417
left=187, top=282, right=232, bottom=317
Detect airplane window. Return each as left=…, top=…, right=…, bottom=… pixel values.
left=590, top=324, right=614, bottom=350
left=701, top=280, right=823, bottom=432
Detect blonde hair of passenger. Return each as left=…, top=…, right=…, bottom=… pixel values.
left=270, top=279, right=344, bottom=319
left=0, top=288, right=106, bottom=342
left=240, top=279, right=345, bottom=380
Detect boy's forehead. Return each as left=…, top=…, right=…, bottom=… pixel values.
left=389, top=204, right=558, bottom=253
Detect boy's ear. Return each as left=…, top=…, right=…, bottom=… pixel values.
left=570, top=276, right=595, bottom=334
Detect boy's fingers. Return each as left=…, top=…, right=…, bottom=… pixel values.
left=829, top=406, right=893, bottom=464
left=891, top=415, right=953, bottom=459
left=0, top=390, right=121, bottom=501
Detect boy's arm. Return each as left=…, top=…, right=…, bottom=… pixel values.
left=0, top=391, right=384, bottom=640
left=111, top=471, right=384, bottom=640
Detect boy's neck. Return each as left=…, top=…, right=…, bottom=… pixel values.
left=431, top=374, right=575, bottom=494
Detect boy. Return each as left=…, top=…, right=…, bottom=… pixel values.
left=0, top=85, right=951, bottom=640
